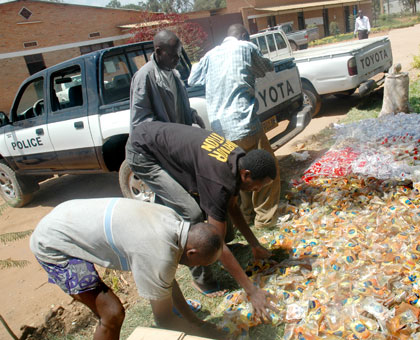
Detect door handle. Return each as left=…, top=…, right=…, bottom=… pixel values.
left=35, top=128, right=44, bottom=135
left=74, top=121, right=84, bottom=129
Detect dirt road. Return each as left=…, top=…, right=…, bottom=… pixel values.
left=1, top=24, right=420, bottom=339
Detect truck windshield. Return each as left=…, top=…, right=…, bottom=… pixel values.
left=101, top=44, right=191, bottom=105
left=14, top=78, right=44, bottom=121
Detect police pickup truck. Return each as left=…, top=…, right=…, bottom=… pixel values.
left=0, top=36, right=311, bottom=207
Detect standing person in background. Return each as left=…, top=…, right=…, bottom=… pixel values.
left=188, top=24, right=281, bottom=230
left=354, top=10, right=371, bottom=40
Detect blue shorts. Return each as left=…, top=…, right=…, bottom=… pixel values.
left=37, top=257, right=100, bottom=295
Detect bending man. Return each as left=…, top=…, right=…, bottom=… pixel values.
left=30, top=198, right=225, bottom=340
left=126, top=121, right=279, bottom=320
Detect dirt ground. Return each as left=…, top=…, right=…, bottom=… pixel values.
left=1, top=24, right=420, bottom=340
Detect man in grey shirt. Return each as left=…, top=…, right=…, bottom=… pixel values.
left=129, top=29, right=204, bottom=128
left=30, top=198, right=225, bottom=340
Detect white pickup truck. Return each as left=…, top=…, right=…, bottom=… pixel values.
left=0, top=35, right=310, bottom=207
left=261, top=23, right=320, bottom=51
left=251, top=30, right=393, bottom=116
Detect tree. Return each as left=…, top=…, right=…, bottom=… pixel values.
left=106, top=0, right=122, bottom=8
left=123, top=4, right=143, bottom=10
left=137, top=0, right=194, bottom=13
left=400, top=0, right=418, bottom=13
left=193, top=0, right=226, bottom=11
left=129, top=12, right=207, bottom=61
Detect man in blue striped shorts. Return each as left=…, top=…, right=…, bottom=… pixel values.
left=30, top=198, right=225, bottom=340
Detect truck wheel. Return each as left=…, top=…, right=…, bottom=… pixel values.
left=290, top=41, right=299, bottom=51
left=302, top=81, right=322, bottom=117
left=118, top=160, right=155, bottom=202
left=0, top=161, right=34, bottom=207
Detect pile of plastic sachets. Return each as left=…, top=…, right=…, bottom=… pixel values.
left=216, top=114, right=420, bottom=339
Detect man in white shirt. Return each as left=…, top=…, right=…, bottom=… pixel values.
left=354, top=10, right=371, bottom=40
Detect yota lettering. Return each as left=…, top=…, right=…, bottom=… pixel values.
left=11, top=137, right=43, bottom=150
left=360, top=49, right=389, bottom=69
left=258, top=80, right=295, bottom=108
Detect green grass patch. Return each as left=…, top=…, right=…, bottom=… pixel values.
left=409, top=77, right=420, bottom=113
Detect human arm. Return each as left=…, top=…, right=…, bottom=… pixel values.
left=130, top=72, right=158, bottom=124
left=150, top=280, right=226, bottom=339
left=207, top=215, right=278, bottom=321
left=366, top=17, right=371, bottom=33
left=354, top=18, right=359, bottom=35
left=227, top=196, right=271, bottom=259
left=251, top=46, right=274, bottom=78
left=188, top=57, right=208, bottom=87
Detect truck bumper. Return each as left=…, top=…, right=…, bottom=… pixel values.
left=358, top=74, right=386, bottom=97
left=268, top=104, right=312, bottom=149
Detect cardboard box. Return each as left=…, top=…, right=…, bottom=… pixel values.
left=127, top=326, right=215, bottom=340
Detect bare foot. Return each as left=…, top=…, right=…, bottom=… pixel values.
left=191, top=281, right=228, bottom=298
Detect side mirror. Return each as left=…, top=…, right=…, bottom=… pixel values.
left=0, top=112, right=10, bottom=127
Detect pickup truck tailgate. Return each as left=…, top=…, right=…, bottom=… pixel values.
left=355, top=37, right=393, bottom=78
left=255, top=58, right=302, bottom=121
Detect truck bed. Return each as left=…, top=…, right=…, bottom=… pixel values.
left=292, top=36, right=390, bottom=62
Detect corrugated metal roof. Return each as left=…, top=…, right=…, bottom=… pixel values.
left=255, top=0, right=371, bottom=12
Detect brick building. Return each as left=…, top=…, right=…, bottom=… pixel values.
left=0, top=0, right=142, bottom=112
left=0, top=0, right=372, bottom=113
left=214, top=0, right=370, bottom=36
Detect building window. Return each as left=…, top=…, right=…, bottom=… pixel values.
left=80, top=41, right=114, bottom=55
left=19, top=7, right=32, bottom=20
left=267, top=15, right=276, bottom=28
left=89, top=32, right=101, bottom=38
left=23, top=41, right=38, bottom=48
left=24, top=54, right=46, bottom=75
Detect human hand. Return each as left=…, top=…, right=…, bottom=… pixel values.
left=248, top=288, right=279, bottom=323
left=192, top=110, right=206, bottom=129
left=252, top=244, right=271, bottom=260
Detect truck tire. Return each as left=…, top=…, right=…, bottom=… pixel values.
left=302, top=81, right=322, bottom=117
left=0, top=161, right=34, bottom=207
left=290, top=41, right=299, bottom=51
left=118, top=160, right=155, bottom=203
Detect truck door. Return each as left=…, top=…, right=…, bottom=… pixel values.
left=5, top=76, right=59, bottom=170
left=47, top=62, right=100, bottom=170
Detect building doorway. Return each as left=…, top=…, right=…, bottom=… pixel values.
left=344, top=6, right=351, bottom=32
left=323, top=8, right=330, bottom=36
left=297, top=11, right=305, bottom=30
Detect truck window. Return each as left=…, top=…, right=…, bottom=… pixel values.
left=267, top=34, right=277, bottom=53
left=14, top=77, right=44, bottom=121
left=127, top=49, right=152, bottom=73
left=257, top=36, right=268, bottom=55
left=51, top=67, right=83, bottom=111
left=274, top=33, right=287, bottom=50
left=102, top=54, right=131, bottom=105
left=282, top=24, right=291, bottom=33
left=251, top=38, right=258, bottom=47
